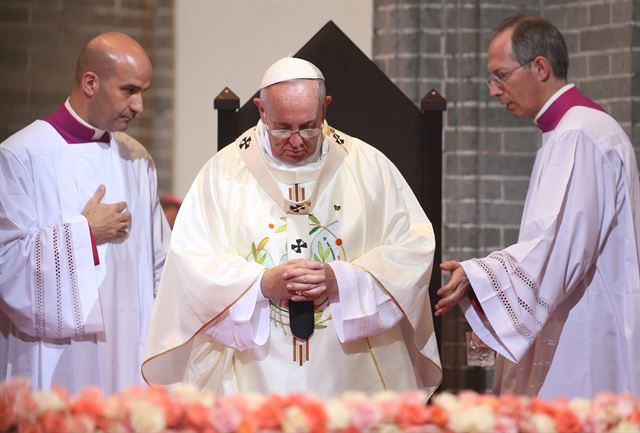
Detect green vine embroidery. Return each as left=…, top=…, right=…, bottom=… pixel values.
left=246, top=213, right=343, bottom=333
left=308, top=214, right=346, bottom=263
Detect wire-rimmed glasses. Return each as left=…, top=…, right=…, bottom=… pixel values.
left=266, top=124, right=323, bottom=139
left=486, top=59, right=535, bottom=88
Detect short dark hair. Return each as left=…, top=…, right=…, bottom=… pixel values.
left=490, top=14, right=569, bottom=79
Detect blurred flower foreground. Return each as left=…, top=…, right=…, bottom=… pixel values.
left=1, top=378, right=639, bottom=433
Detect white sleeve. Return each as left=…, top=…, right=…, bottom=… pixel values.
left=0, top=147, right=102, bottom=339
left=201, top=274, right=270, bottom=350
left=459, top=132, right=618, bottom=362
left=328, top=260, right=403, bottom=343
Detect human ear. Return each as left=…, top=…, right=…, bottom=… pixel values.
left=533, top=57, right=552, bottom=82
left=81, top=72, right=99, bottom=97
left=322, top=95, right=332, bottom=118
left=253, top=97, right=267, bottom=123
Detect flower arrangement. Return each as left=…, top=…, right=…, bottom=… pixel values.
left=1, top=378, right=639, bottom=433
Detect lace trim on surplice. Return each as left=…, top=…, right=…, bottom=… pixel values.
left=34, top=235, right=45, bottom=338
left=33, top=223, right=85, bottom=339
left=472, top=254, right=535, bottom=342
left=500, top=253, right=552, bottom=312
left=63, top=224, right=85, bottom=337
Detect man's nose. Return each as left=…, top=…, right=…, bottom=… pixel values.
left=131, top=94, right=144, bottom=115
left=488, top=81, right=502, bottom=97
left=288, top=132, right=304, bottom=146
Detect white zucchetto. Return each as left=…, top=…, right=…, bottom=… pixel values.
left=260, top=57, right=324, bottom=90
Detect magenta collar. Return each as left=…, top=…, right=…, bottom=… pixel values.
left=536, top=87, right=606, bottom=133
left=43, top=104, right=110, bottom=144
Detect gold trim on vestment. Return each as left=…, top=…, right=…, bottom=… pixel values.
left=140, top=274, right=261, bottom=385
left=353, top=264, right=443, bottom=398
left=365, top=337, right=388, bottom=390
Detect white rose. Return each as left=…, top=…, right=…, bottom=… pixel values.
left=610, top=421, right=640, bottom=433
left=282, top=406, right=311, bottom=433
left=372, top=391, right=399, bottom=402
left=326, top=399, right=350, bottom=430
left=130, top=401, right=166, bottom=433
left=432, top=392, right=459, bottom=413
left=448, top=405, right=494, bottom=433
left=568, top=398, right=590, bottom=422
left=241, top=392, right=266, bottom=411
left=170, top=382, right=202, bottom=402
left=32, top=390, right=65, bottom=414
left=529, top=413, right=557, bottom=433
left=103, top=396, right=127, bottom=419
left=374, top=424, right=402, bottom=433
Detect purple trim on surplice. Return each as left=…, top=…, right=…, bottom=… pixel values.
left=536, top=87, right=606, bottom=133
left=43, top=104, right=110, bottom=144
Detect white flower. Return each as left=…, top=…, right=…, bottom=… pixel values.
left=170, top=382, right=202, bottom=402
left=130, top=400, right=166, bottom=433
left=240, top=392, right=265, bottom=411
left=374, top=424, right=402, bottom=433
left=339, top=391, right=369, bottom=405
left=568, top=398, right=590, bottom=422
left=448, top=405, right=495, bottom=433
left=103, top=396, right=127, bottom=419
left=432, top=392, right=459, bottom=413
left=529, top=413, right=557, bottom=433
left=326, top=399, right=350, bottom=430
left=610, top=421, right=640, bottom=433
left=372, top=391, right=399, bottom=402
left=282, top=405, right=311, bottom=433
left=32, top=390, right=65, bottom=414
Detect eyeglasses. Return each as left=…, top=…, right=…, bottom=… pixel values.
left=266, top=124, right=323, bottom=139
left=485, top=59, right=534, bottom=87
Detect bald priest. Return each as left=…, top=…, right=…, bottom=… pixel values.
left=142, top=57, right=442, bottom=397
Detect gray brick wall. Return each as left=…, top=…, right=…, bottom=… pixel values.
left=0, top=0, right=174, bottom=193
left=374, top=0, right=640, bottom=392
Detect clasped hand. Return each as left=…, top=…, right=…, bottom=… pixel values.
left=261, top=259, right=337, bottom=302
left=82, top=185, right=131, bottom=244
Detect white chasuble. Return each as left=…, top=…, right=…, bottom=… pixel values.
left=143, top=123, right=442, bottom=397
left=0, top=120, right=170, bottom=394
left=460, top=88, right=640, bottom=399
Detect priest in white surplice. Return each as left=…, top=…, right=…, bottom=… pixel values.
left=436, top=15, right=640, bottom=399
left=0, top=33, right=170, bottom=394
left=143, top=57, right=442, bottom=397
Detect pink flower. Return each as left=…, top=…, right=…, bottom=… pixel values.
left=211, top=402, right=243, bottom=433
left=291, top=395, right=327, bottom=433
left=0, top=377, right=34, bottom=430
left=425, top=404, right=449, bottom=428
left=38, top=411, right=68, bottom=433
left=553, top=407, right=582, bottom=433
left=497, top=394, right=526, bottom=418
left=183, top=402, right=213, bottom=430
left=395, top=392, right=431, bottom=428
left=252, top=395, right=286, bottom=430
left=70, top=386, right=104, bottom=420
left=349, top=398, right=381, bottom=431
left=65, top=413, right=96, bottom=433
left=372, top=392, right=401, bottom=423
